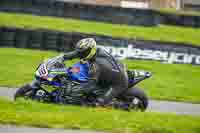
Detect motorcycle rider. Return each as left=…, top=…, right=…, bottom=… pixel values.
left=62, top=38, right=128, bottom=106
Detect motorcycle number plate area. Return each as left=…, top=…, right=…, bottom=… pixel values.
left=36, top=64, right=48, bottom=77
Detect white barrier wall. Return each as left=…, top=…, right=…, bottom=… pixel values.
left=121, top=1, right=149, bottom=9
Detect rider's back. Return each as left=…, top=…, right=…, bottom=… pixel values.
left=93, top=48, right=127, bottom=87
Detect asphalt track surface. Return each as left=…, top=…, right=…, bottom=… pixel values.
left=0, top=87, right=200, bottom=116
left=0, top=125, right=105, bottom=133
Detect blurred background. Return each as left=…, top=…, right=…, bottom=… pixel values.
left=64, top=0, right=200, bottom=11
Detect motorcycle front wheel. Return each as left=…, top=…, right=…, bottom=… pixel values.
left=14, top=84, right=51, bottom=102
left=14, top=84, right=35, bottom=100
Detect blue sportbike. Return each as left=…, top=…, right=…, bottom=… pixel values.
left=14, top=55, right=152, bottom=111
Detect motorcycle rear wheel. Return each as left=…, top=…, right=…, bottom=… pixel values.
left=121, top=87, right=149, bottom=111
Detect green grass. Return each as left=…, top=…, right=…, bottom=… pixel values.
left=0, top=12, right=200, bottom=46
left=0, top=48, right=200, bottom=103
left=158, top=9, right=200, bottom=17
left=0, top=98, right=200, bottom=133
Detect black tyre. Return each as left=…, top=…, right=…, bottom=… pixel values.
left=122, top=87, right=149, bottom=111
left=14, top=84, right=34, bottom=101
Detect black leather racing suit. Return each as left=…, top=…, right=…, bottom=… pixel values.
left=63, top=48, right=128, bottom=105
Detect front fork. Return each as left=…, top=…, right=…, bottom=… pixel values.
left=29, top=80, right=51, bottom=102
left=29, top=79, right=73, bottom=103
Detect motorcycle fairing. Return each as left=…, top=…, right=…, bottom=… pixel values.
left=68, top=62, right=89, bottom=82
left=35, top=62, right=90, bottom=87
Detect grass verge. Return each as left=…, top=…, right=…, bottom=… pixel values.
left=158, top=9, right=200, bottom=17
left=0, top=12, right=200, bottom=46
left=0, top=98, right=200, bottom=133
left=0, top=48, right=200, bottom=103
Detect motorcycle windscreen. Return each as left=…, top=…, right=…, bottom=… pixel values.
left=68, top=62, right=89, bottom=82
